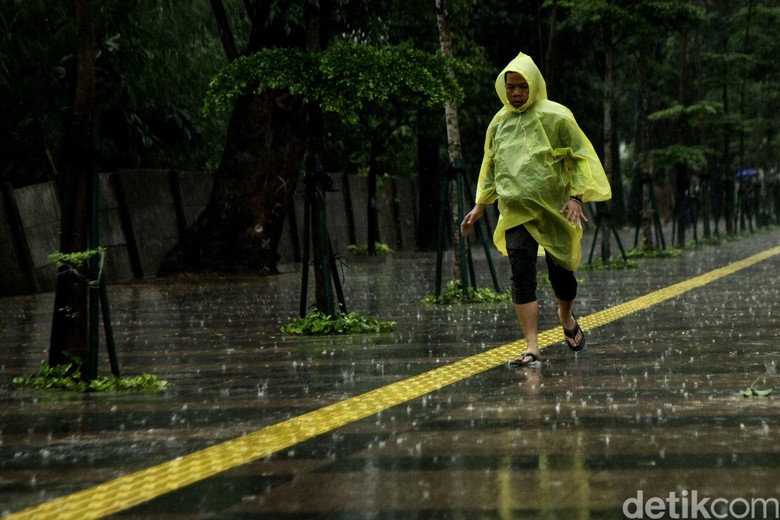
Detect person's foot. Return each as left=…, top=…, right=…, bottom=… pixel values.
left=559, top=308, right=585, bottom=351
left=508, top=350, right=541, bottom=367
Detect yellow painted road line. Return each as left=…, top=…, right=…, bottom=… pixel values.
left=8, top=245, right=780, bottom=519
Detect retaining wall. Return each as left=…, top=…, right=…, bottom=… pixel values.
left=0, top=170, right=422, bottom=296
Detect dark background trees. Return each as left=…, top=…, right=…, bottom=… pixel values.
left=1, top=1, right=229, bottom=187
left=4, top=0, right=780, bottom=253
left=5, top=0, right=777, bottom=234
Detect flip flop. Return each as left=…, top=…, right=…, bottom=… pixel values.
left=563, top=314, right=586, bottom=352
left=508, top=351, right=541, bottom=367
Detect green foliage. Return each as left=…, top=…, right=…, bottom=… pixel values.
left=319, top=43, right=463, bottom=121
left=736, top=376, right=773, bottom=398
left=281, top=311, right=396, bottom=335
left=687, top=236, right=721, bottom=248
left=650, top=144, right=709, bottom=172
left=422, top=280, right=511, bottom=304
left=648, top=101, right=720, bottom=124
left=626, top=246, right=683, bottom=259
left=6, top=0, right=780, bottom=261
left=561, top=0, right=704, bottom=45
left=737, top=387, right=773, bottom=398
left=205, top=47, right=315, bottom=111
left=49, top=247, right=106, bottom=288
left=585, top=258, right=639, bottom=270
left=1, top=1, right=228, bottom=186
left=57, top=305, right=79, bottom=319
left=12, top=360, right=166, bottom=393
left=347, top=242, right=393, bottom=256
left=204, top=42, right=463, bottom=124
left=48, top=248, right=105, bottom=268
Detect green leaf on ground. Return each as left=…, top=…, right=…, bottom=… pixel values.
left=736, top=377, right=773, bottom=397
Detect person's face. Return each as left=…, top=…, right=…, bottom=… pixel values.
left=505, top=72, right=529, bottom=109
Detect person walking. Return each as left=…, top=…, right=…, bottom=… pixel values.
left=461, top=52, right=611, bottom=366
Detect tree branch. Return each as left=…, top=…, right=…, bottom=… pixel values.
left=209, top=0, right=240, bottom=62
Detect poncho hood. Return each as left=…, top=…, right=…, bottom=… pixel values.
left=495, top=52, right=547, bottom=112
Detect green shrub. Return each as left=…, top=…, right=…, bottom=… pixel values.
left=347, top=242, right=393, bottom=256
left=281, top=311, right=395, bottom=335
left=422, top=280, right=511, bottom=304
left=585, top=258, right=639, bottom=270
left=13, top=360, right=166, bottom=393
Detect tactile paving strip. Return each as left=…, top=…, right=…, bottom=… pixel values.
left=9, top=245, right=780, bottom=519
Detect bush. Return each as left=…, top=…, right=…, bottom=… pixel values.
left=422, top=280, right=511, bottom=304
left=13, top=360, right=166, bottom=393
left=347, top=242, right=393, bottom=256
left=281, top=311, right=395, bottom=335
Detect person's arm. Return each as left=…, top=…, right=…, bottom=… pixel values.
left=474, top=121, right=499, bottom=205
left=557, top=113, right=611, bottom=204
left=461, top=204, right=487, bottom=237
left=463, top=119, right=500, bottom=236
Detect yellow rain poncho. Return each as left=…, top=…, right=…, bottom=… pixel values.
left=475, top=52, right=612, bottom=271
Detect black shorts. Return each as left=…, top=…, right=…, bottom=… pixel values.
left=505, top=225, right=578, bottom=304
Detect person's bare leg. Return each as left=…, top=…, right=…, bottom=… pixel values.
left=513, top=301, right=540, bottom=361
left=557, top=298, right=583, bottom=348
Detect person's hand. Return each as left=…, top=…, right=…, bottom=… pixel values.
left=461, top=204, right=486, bottom=236
left=560, top=199, right=588, bottom=225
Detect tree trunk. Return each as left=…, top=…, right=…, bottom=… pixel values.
left=543, top=0, right=558, bottom=94
left=601, top=30, right=627, bottom=238
left=416, top=127, right=440, bottom=251
left=367, top=138, right=380, bottom=255
left=600, top=28, right=614, bottom=260
left=49, top=0, right=96, bottom=368
left=636, top=42, right=654, bottom=249
left=674, top=27, right=689, bottom=249
left=610, top=126, right=625, bottom=225
left=694, top=22, right=711, bottom=239
left=209, top=0, right=239, bottom=62
left=674, top=162, right=688, bottom=248
left=720, top=35, right=734, bottom=235
left=159, top=91, right=307, bottom=274
left=435, top=0, right=465, bottom=282
left=301, top=0, right=338, bottom=314
left=738, top=0, right=754, bottom=176
left=161, top=0, right=314, bottom=276
left=736, top=0, right=755, bottom=233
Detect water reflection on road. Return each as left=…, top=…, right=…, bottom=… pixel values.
left=2, top=236, right=780, bottom=517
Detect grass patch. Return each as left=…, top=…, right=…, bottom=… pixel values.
left=584, top=258, right=640, bottom=270
left=281, top=311, right=395, bottom=335
left=422, top=280, right=511, bottom=304
left=626, top=246, right=683, bottom=258
left=347, top=242, right=393, bottom=256
left=13, top=360, right=166, bottom=393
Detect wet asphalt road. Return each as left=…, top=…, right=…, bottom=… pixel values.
left=2, top=227, right=780, bottom=519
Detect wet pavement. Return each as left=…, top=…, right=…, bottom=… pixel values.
left=2, top=228, right=780, bottom=519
